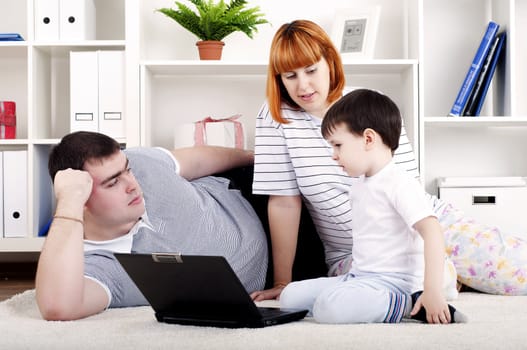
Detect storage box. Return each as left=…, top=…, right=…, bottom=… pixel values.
left=34, top=0, right=96, bottom=41
left=174, top=115, right=246, bottom=149
left=438, top=177, right=527, bottom=237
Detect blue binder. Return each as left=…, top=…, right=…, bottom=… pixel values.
left=0, top=33, right=24, bottom=41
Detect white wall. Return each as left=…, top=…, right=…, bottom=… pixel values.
left=140, top=0, right=411, bottom=61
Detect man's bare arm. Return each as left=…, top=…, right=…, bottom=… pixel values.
left=172, top=145, right=254, bottom=180
left=35, top=169, right=109, bottom=320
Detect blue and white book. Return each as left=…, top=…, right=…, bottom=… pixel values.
left=448, top=21, right=500, bottom=116
left=463, top=32, right=505, bottom=116
left=471, top=32, right=506, bottom=116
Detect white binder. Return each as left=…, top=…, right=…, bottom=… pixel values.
left=34, top=0, right=60, bottom=41
left=0, top=152, right=3, bottom=237
left=3, top=150, right=28, bottom=238
left=98, top=51, right=125, bottom=138
left=59, top=0, right=96, bottom=41
left=70, top=51, right=99, bottom=133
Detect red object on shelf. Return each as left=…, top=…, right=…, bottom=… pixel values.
left=0, top=101, right=16, bottom=139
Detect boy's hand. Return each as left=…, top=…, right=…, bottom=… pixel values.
left=411, top=290, right=451, bottom=324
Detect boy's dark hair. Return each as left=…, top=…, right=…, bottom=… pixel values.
left=321, top=89, right=402, bottom=152
left=48, top=131, right=121, bottom=182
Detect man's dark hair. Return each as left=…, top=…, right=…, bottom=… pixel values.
left=321, top=89, right=402, bottom=152
left=48, top=131, right=121, bottom=182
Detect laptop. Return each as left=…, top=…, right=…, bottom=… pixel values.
left=114, top=253, right=308, bottom=328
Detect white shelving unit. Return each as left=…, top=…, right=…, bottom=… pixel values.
left=0, top=0, right=126, bottom=253
left=421, top=0, right=527, bottom=194
left=1, top=0, right=525, bottom=254
left=139, top=59, right=418, bottom=151
left=138, top=0, right=420, bottom=153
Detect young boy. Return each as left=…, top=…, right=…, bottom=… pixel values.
left=278, top=89, right=466, bottom=324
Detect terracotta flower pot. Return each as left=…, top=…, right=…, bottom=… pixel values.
left=196, top=40, right=225, bottom=60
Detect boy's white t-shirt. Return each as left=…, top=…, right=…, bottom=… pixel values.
left=349, top=161, right=436, bottom=291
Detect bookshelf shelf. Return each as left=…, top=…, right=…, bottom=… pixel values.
left=141, top=59, right=417, bottom=76
left=142, top=60, right=268, bottom=75
left=420, top=0, right=526, bottom=196
left=0, top=237, right=44, bottom=252
left=0, top=0, right=127, bottom=254
left=425, top=116, right=527, bottom=128
left=0, top=41, right=28, bottom=48
left=0, top=139, right=30, bottom=146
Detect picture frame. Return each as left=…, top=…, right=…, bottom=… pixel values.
left=330, top=6, right=381, bottom=59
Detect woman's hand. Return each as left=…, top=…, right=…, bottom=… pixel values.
left=250, top=284, right=287, bottom=302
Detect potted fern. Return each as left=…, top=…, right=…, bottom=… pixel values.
left=157, top=0, right=269, bottom=60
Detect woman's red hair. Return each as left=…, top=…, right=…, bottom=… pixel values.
left=266, top=20, right=345, bottom=123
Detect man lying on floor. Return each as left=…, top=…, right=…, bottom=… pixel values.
left=35, top=131, right=268, bottom=321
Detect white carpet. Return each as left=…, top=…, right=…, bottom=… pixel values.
left=2, top=290, right=526, bottom=350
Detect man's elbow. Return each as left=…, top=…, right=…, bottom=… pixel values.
left=37, top=294, right=84, bottom=321
left=40, top=308, right=79, bottom=321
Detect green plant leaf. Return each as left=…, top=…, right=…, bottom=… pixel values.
left=156, top=0, right=268, bottom=41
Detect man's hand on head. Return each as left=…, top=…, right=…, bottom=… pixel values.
left=54, top=168, right=93, bottom=205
